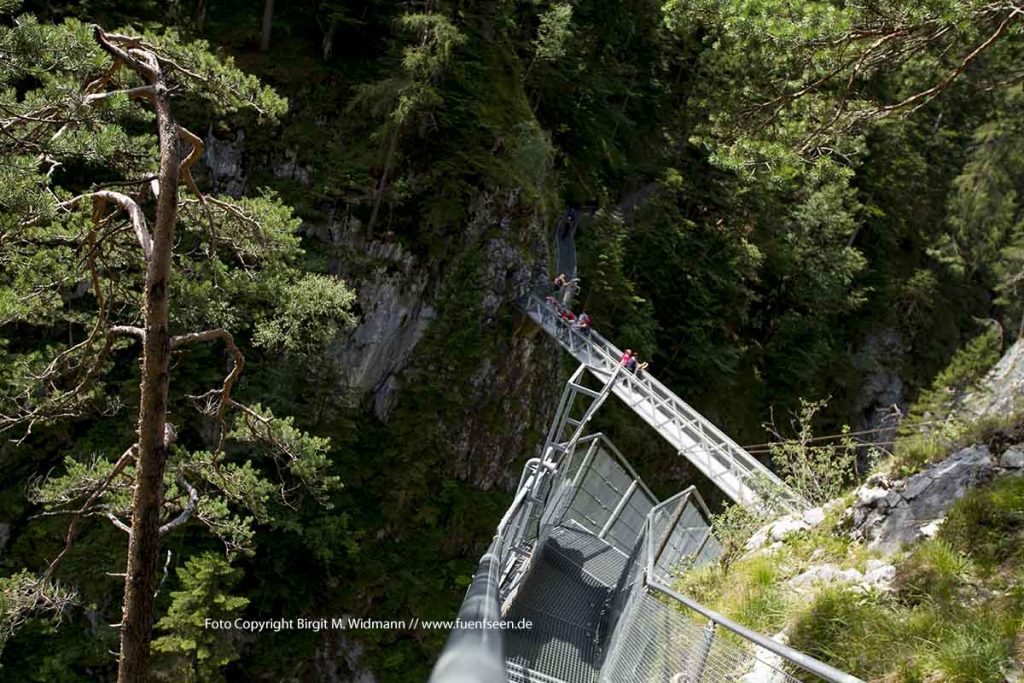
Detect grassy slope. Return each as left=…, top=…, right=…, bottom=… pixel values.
left=676, top=411, right=1024, bottom=682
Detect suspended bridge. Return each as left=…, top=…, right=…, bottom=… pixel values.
left=429, top=294, right=862, bottom=683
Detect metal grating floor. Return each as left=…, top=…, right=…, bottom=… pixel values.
left=504, top=525, right=629, bottom=683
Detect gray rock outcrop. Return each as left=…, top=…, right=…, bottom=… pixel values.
left=852, top=329, right=906, bottom=468
left=851, top=445, right=996, bottom=553
left=788, top=559, right=895, bottom=592
left=202, top=128, right=247, bottom=197
left=962, top=337, right=1024, bottom=418
left=1000, top=444, right=1024, bottom=469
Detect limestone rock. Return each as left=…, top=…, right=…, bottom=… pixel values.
left=918, top=519, right=943, bottom=539
left=862, top=560, right=896, bottom=590
left=769, top=516, right=810, bottom=541
left=851, top=445, right=995, bottom=554
left=999, top=444, right=1024, bottom=469
left=790, top=564, right=864, bottom=588
left=739, top=628, right=791, bottom=683
left=856, top=486, right=888, bottom=507
left=962, top=337, right=1024, bottom=418
left=802, top=507, right=826, bottom=526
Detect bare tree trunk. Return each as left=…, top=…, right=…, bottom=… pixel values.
left=367, top=127, right=398, bottom=234
left=260, top=0, right=275, bottom=52
left=117, top=73, right=181, bottom=683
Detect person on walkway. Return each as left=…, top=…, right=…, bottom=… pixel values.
left=560, top=309, right=576, bottom=323
left=574, top=312, right=592, bottom=337
left=620, top=349, right=633, bottom=365
left=626, top=355, right=638, bottom=374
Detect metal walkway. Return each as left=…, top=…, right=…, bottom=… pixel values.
left=428, top=287, right=863, bottom=683
left=430, top=366, right=862, bottom=683
left=504, top=523, right=627, bottom=683
left=520, top=293, right=807, bottom=513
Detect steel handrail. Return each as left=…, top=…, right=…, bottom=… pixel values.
left=637, top=500, right=864, bottom=683
left=523, top=294, right=807, bottom=512
left=646, top=577, right=864, bottom=683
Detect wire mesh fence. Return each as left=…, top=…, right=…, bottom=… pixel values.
left=432, top=339, right=862, bottom=683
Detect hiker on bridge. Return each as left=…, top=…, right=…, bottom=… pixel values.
left=552, top=273, right=579, bottom=306
left=574, top=312, right=592, bottom=337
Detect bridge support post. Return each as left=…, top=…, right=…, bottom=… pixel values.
left=688, top=621, right=716, bottom=683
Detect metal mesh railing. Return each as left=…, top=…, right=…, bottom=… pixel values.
left=606, top=590, right=808, bottom=683
left=432, top=329, right=862, bottom=683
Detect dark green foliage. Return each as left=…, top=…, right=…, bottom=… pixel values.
left=3, top=0, right=1024, bottom=679
left=151, top=553, right=249, bottom=683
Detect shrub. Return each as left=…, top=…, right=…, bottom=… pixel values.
left=709, top=503, right=768, bottom=568
left=768, top=399, right=857, bottom=506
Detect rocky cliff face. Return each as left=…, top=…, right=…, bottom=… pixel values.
left=200, top=132, right=562, bottom=489
left=851, top=328, right=906, bottom=459
left=199, top=128, right=565, bottom=682
left=848, top=335, right=1024, bottom=554
left=963, top=336, right=1024, bottom=418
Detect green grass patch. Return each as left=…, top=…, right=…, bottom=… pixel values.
left=893, top=539, right=974, bottom=606
left=788, top=587, right=909, bottom=679
left=889, top=430, right=952, bottom=478
left=789, top=586, right=1016, bottom=682
left=940, top=475, right=1024, bottom=573
left=677, top=555, right=789, bottom=634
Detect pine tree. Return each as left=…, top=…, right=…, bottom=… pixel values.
left=0, top=4, right=355, bottom=679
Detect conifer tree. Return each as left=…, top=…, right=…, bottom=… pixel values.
left=0, top=4, right=354, bottom=679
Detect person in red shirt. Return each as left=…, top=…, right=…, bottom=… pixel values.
left=620, top=349, right=633, bottom=365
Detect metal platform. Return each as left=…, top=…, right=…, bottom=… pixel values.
left=430, top=306, right=863, bottom=683
left=505, top=524, right=626, bottom=682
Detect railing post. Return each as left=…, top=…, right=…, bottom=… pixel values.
left=652, top=490, right=691, bottom=576
left=599, top=480, right=638, bottom=540
left=687, top=621, right=716, bottom=683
